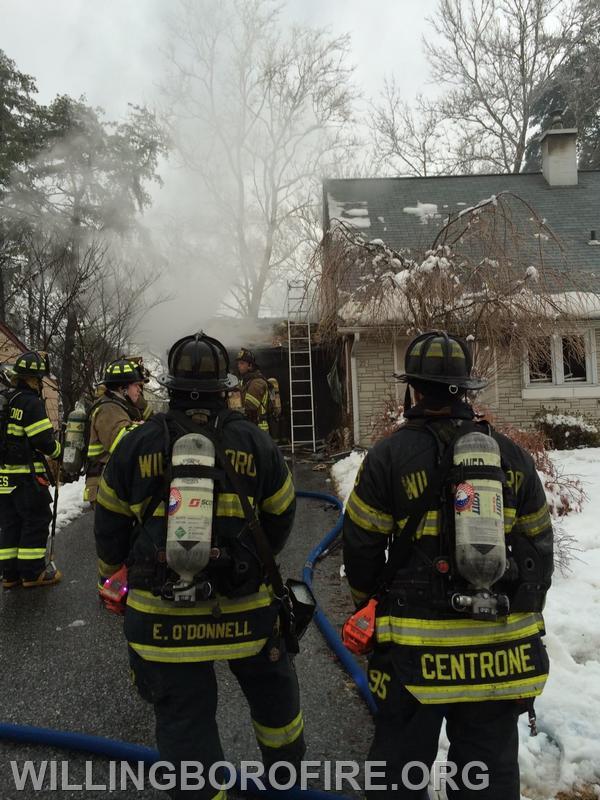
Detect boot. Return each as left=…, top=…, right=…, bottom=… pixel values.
left=2, top=573, right=21, bottom=590
left=22, top=564, right=63, bottom=588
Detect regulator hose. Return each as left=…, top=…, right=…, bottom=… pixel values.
left=0, top=490, right=362, bottom=799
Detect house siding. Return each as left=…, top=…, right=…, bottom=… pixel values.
left=355, top=337, right=397, bottom=445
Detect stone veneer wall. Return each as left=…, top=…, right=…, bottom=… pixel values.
left=355, top=337, right=397, bottom=446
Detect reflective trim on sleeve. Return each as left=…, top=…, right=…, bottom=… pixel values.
left=345, top=490, right=394, bottom=534
left=504, top=506, right=517, bottom=533
left=128, top=639, right=268, bottom=663
left=0, top=548, right=18, bottom=560
left=415, top=510, right=440, bottom=539
left=216, top=493, right=255, bottom=518
left=0, top=462, right=46, bottom=474
left=6, top=424, right=25, bottom=437
left=350, top=586, right=370, bottom=605
left=96, top=478, right=134, bottom=517
left=24, top=418, right=53, bottom=437
left=375, top=612, right=545, bottom=647
left=98, top=559, right=123, bottom=579
left=252, top=711, right=304, bottom=749
left=50, top=440, right=61, bottom=459
left=87, top=443, right=105, bottom=458
left=261, top=470, right=294, bottom=516
left=245, top=394, right=262, bottom=410
left=514, top=505, right=552, bottom=537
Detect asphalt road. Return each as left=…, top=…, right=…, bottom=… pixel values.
left=0, top=460, right=372, bottom=799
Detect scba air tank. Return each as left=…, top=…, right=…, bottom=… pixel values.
left=166, top=432, right=215, bottom=602
left=62, top=401, right=87, bottom=477
left=453, top=431, right=505, bottom=591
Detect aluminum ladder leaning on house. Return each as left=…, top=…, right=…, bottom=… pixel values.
left=287, top=280, right=316, bottom=454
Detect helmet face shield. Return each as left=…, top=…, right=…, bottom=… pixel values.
left=159, top=332, right=238, bottom=393
left=394, top=331, right=487, bottom=391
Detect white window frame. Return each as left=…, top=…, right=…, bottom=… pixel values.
left=522, top=330, right=600, bottom=400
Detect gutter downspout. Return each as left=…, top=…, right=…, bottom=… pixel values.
left=350, top=332, right=361, bottom=446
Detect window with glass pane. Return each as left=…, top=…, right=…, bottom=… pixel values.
left=562, top=336, right=587, bottom=382
left=528, top=340, right=552, bottom=383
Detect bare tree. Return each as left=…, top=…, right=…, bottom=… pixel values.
left=422, top=0, right=586, bottom=173
left=162, top=0, right=357, bottom=318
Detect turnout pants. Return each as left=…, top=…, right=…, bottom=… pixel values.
left=129, top=642, right=305, bottom=800
left=367, top=650, right=521, bottom=800
left=0, top=478, right=51, bottom=580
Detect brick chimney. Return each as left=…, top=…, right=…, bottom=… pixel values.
left=540, top=113, right=578, bottom=186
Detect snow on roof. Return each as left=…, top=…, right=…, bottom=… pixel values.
left=402, top=202, right=441, bottom=224
left=327, top=195, right=371, bottom=230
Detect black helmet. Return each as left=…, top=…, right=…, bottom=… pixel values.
left=103, top=358, right=145, bottom=386
left=236, top=347, right=256, bottom=366
left=159, top=332, right=238, bottom=393
left=394, top=331, right=487, bottom=390
left=14, top=350, right=50, bottom=377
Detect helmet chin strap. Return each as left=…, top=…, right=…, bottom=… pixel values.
left=404, top=384, right=412, bottom=412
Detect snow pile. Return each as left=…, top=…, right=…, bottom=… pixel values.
left=330, top=447, right=600, bottom=796
left=538, top=413, right=598, bottom=434
left=50, top=477, right=89, bottom=529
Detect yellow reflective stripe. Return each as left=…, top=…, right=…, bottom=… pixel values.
left=18, top=548, right=47, bottom=560
left=514, top=505, right=552, bottom=537
left=252, top=711, right=304, bottom=749
left=24, top=418, right=53, bottom=437
left=6, top=424, right=25, bottom=436
left=50, top=440, right=61, bottom=458
left=0, top=463, right=46, bottom=473
left=0, top=487, right=16, bottom=494
left=211, top=791, right=227, bottom=800
left=346, top=491, right=394, bottom=534
left=129, top=496, right=166, bottom=522
left=504, top=507, right=517, bottom=533
left=0, top=548, right=18, bottom=560
left=87, top=443, right=105, bottom=457
left=261, top=471, right=294, bottom=516
left=406, top=674, right=548, bottom=703
left=376, top=612, right=545, bottom=647
left=143, top=405, right=153, bottom=420
left=97, top=478, right=134, bottom=517
left=246, top=394, right=262, bottom=409
left=129, top=639, right=268, bottom=662
left=216, top=493, right=255, bottom=518
left=415, top=509, right=440, bottom=539
left=127, top=585, right=274, bottom=616
left=109, top=425, right=132, bottom=454
left=98, top=559, right=123, bottom=578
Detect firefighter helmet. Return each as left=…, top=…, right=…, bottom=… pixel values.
left=14, top=351, right=50, bottom=377
left=102, top=358, right=145, bottom=386
left=159, top=332, right=238, bottom=393
left=236, top=347, right=256, bottom=366
left=394, top=331, right=487, bottom=390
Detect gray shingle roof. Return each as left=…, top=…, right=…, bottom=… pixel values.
left=323, top=171, right=600, bottom=276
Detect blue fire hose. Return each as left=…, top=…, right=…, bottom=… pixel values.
left=0, top=491, right=365, bottom=798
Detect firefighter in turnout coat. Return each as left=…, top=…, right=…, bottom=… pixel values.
left=0, top=351, right=62, bottom=588
left=84, top=358, right=149, bottom=505
left=95, top=332, right=304, bottom=800
left=343, top=331, right=553, bottom=800
left=236, top=348, right=270, bottom=433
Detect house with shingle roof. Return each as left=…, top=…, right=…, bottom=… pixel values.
left=0, top=321, right=60, bottom=428
left=322, top=127, right=600, bottom=446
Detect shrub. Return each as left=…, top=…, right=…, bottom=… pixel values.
left=534, top=408, right=600, bottom=450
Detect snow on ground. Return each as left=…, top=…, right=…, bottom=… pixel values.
left=331, top=447, right=600, bottom=798
left=50, top=477, right=88, bottom=530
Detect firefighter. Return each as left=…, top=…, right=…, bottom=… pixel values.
left=0, top=351, right=62, bottom=589
left=84, top=358, right=148, bottom=506
left=343, top=331, right=553, bottom=800
left=236, top=348, right=270, bottom=433
left=95, top=332, right=304, bottom=800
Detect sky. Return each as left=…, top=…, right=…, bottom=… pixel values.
left=0, top=0, right=440, bottom=357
